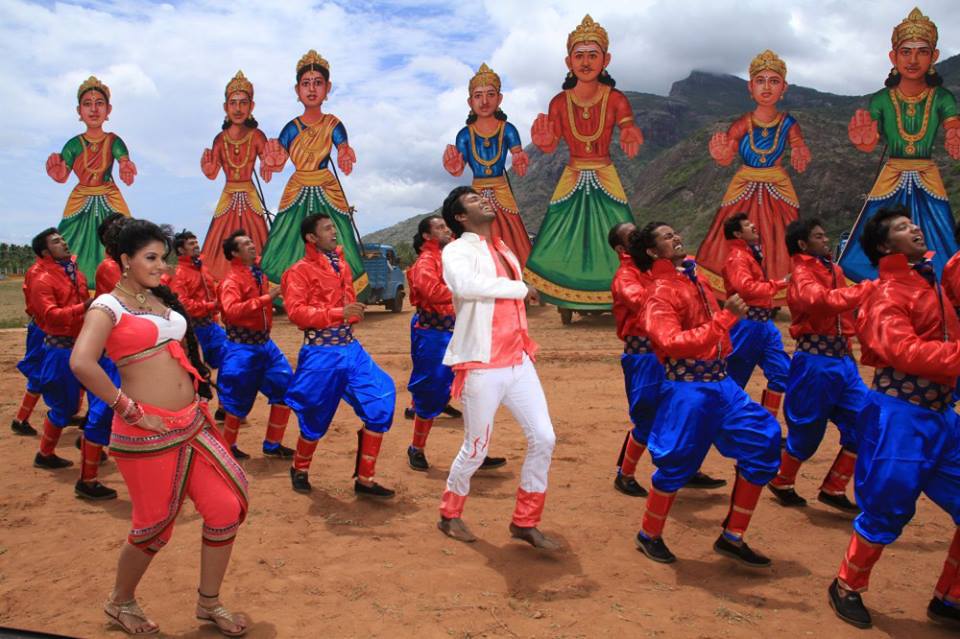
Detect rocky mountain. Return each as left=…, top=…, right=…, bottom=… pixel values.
left=365, top=55, right=960, bottom=249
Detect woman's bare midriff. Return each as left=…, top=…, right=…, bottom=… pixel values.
left=120, top=352, right=197, bottom=410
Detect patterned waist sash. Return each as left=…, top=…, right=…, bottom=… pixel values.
left=304, top=325, right=355, bottom=346
left=44, top=334, right=76, bottom=348
left=109, top=398, right=206, bottom=457
left=225, top=324, right=270, bottom=345
left=872, top=367, right=952, bottom=412
left=746, top=306, right=775, bottom=322
left=665, top=358, right=728, bottom=382
left=796, top=334, right=849, bottom=358
left=623, top=335, right=653, bottom=355
left=415, top=309, right=455, bottom=332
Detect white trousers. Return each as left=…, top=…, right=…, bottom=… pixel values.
left=445, top=354, right=556, bottom=496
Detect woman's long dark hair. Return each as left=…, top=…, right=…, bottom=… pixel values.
left=563, top=69, right=616, bottom=90
left=104, top=218, right=213, bottom=399
left=885, top=67, right=943, bottom=88
left=221, top=116, right=259, bottom=130
left=466, top=109, right=508, bottom=125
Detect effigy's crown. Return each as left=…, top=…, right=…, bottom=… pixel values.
left=225, top=70, right=254, bottom=98
left=749, top=50, right=787, bottom=80
left=567, top=14, right=609, bottom=54
left=297, top=49, right=330, bottom=75
left=469, top=63, right=501, bottom=93
left=77, top=76, right=110, bottom=103
left=892, top=7, right=938, bottom=48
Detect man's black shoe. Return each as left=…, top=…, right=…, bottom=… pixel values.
left=230, top=445, right=250, bottom=460
left=263, top=443, right=295, bottom=459
left=769, top=484, right=808, bottom=507
left=687, top=471, right=727, bottom=489
left=479, top=456, right=506, bottom=470
left=928, top=597, right=960, bottom=628
left=635, top=532, right=676, bottom=563
left=441, top=404, right=463, bottom=418
left=614, top=474, right=648, bottom=497
left=403, top=407, right=415, bottom=420
left=828, top=578, right=872, bottom=629
left=75, top=480, right=118, bottom=501
left=818, top=491, right=860, bottom=514
left=33, top=452, right=74, bottom=469
left=214, top=407, right=226, bottom=422
left=713, top=534, right=772, bottom=568
left=408, top=446, right=429, bottom=471
left=290, top=468, right=311, bottom=493
left=11, top=419, right=37, bottom=436
left=354, top=480, right=395, bottom=499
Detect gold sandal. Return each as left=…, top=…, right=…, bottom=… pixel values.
left=196, top=600, right=249, bottom=637
left=103, top=598, right=159, bottom=635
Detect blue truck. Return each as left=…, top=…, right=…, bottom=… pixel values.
left=360, top=243, right=406, bottom=312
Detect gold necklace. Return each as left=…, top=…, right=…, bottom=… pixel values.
left=565, top=86, right=609, bottom=152
left=223, top=131, right=254, bottom=179
left=80, top=134, right=110, bottom=182
left=468, top=123, right=505, bottom=176
left=747, top=114, right=785, bottom=165
left=890, top=88, right=934, bottom=155
left=115, top=282, right=150, bottom=309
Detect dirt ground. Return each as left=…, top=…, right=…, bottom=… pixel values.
left=0, top=285, right=955, bottom=638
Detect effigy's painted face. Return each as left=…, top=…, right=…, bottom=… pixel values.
left=224, top=91, right=253, bottom=125
left=124, top=240, right=168, bottom=289
left=881, top=216, right=927, bottom=262
left=427, top=217, right=454, bottom=246
left=889, top=41, right=939, bottom=82
left=297, top=70, right=329, bottom=107
left=77, top=89, right=111, bottom=129
left=565, top=42, right=611, bottom=83
left=468, top=85, right=503, bottom=118
left=649, top=225, right=684, bottom=264
left=748, top=70, right=786, bottom=107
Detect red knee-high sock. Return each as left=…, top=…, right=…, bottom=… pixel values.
left=935, top=528, right=960, bottom=605
left=640, top=487, right=677, bottom=539
left=264, top=405, right=291, bottom=446
left=15, top=391, right=40, bottom=423
left=770, top=449, right=803, bottom=489
left=722, top=470, right=764, bottom=542
left=618, top=431, right=646, bottom=478
left=39, top=417, right=61, bottom=456
left=293, top=437, right=319, bottom=472
left=81, top=440, right=102, bottom=482
left=411, top=416, right=433, bottom=449
left=837, top=532, right=885, bottom=592
left=354, top=428, right=384, bottom=482
left=222, top=413, right=242, bottom=447
left=819, top=448, right=857, bottom=496
left=760, top=388, right=783, bottom=418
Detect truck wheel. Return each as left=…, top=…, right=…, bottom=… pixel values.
left=559, top=308, right=573, bottom=325
left=390, top=289, right=405, bottom=313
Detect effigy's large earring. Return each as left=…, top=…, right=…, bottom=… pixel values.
left=891, top=67, right=899, bottom=76
left=565, top=71, right=574, bottom=80
left=927, top=66, right=936, bottom=75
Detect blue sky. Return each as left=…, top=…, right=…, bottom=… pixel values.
left=1, top=0, right=957, bottom=245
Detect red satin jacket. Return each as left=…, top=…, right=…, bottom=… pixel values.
left=281, top=244, right=357, bottom=330
left=218, top=258, right=272, bottom=332
left=644, top=258, right=738, bottom=361
left=856, top=253, right=960, bottom=386
left=787, top=253, right=875, bottom=339
left=22, top=258, right=42, bottom=320
left=722, top=239, right=787, bottom=308
left=407, top=240, right=454, bottom=316
left=612, top=252, right=653, bottom=341
left=29, top=256, right=89, bottom=337
left=165, top=255, right=219, bottom=320
left=943, top=251, right=960, bottom=313
left=95, top=258, right=121, bottom=297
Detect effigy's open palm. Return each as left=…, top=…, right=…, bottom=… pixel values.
left=791, top=143, right=812, bottom=173
left=118, top=158, right=137, bottom=186
left=337, top=144, right=356, bottom=175
left=511, top=149, right=530, bottom=177
left=200, top=147, right=219, bottom=178
left=945, top=127, right=960, bottom=160
left=619, top=125, right=643, bottom=159
left=848, top=109, right=879, bottom=152
left=262, top=139, right=288, bottom=171
left=46, top=153, right=71, bottom=183
left=709, top=132, right=735, bottom=166
left=531, top=114, right=557, bottom=150
left=442, top=144, right=465, bottom=176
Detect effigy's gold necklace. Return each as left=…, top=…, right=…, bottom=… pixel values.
left=469, top=123, right=505, bottom=175
left=891, top=88, right=933, bottom=156
left=115, top=282, right=149, bottom=309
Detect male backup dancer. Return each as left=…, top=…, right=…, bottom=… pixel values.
left=632, top=221, right=781, bottom=566
left=768, top=219, right=875, bottom=513
left=217, top=229, right=293, bottom=459
left=609, top=222, right=725, bottom=497
left=943, top=220, right=960, bottom=316
left=436, top=186, right=558, bottom=549
left=283, top=213, right=396, bottom=498
left=721, top=213, right=790, bottom=418
left=406, top=214, right=505, bottom=472
left=828, top=207, right=960, bottom=630
left=12, top=252, right=44, bottom=436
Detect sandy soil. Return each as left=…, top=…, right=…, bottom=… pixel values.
left=0, top=303, right=954, bottom=638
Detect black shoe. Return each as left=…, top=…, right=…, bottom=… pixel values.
left=818, top=491, right=860, bottom=514
left=403, top=407, right=415, bottom=420
left=441, top=404, right=463, bottom=418
left=214, top=407, right=226, bottom=422
left=354, top=480, right=395, bottom=499
left=33, top=452, right=74, bottom=469
left=67, top=413, right=87, bottom=427
left=614, top=474, right=648, bottom=497
left=290, top=468, right=312, bottom=493
left=11, top=419, right=37, bottom=436
left=635, top=532, right=676, bottom=563
left=769, top=484, right=808, bottom=507
left=75, top=480, right=117, bottom=501
left=928, top=597, right=960, bottom=628
left=713, top=534, right=772, bottom=568
left=230, top=445, right=250, bottom=460
left=75, top=434, right=82, bottom=449
left=828, top=578, right=872, bottom=629
left=407, top=446, right=429, bottom=471
left=479, top=455, right=506, bottom=470
left=262, top=443, right=295, bottom=459
left=687, top=471, right=727, bottom=489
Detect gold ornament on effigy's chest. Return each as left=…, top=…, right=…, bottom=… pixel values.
left=567, top=87, right=609, bottom=153
left=891, top=88, right=933, bottom=156
left=747, top=115, right=784, bottom=165
left=223, top=131, right=254, bottom=179
left=469, top=123, right=505, bottom=176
